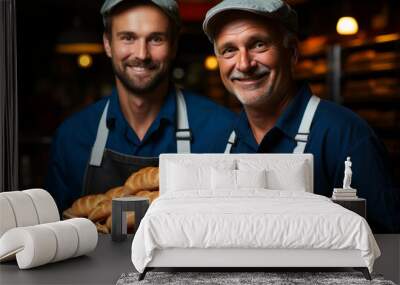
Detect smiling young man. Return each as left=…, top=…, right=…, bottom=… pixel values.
left=204, top=0, right=399, bottom=233
left=46, top=0, right=236, bottom=212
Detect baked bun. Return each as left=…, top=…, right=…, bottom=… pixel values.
left=105, top=186, right=125, bottom=199
left=88, top=200, right=111, bottom=222
left=62, top=208, right=77, bottom=219
left=70, top=194, right=109, bottom=217
left=105, top=212, right=135, bottom=233
left=95, top=222, right=110, bottom=234
left=123, top=167, right=159, bottom=196
left=135, top=190, right=159, bottom=203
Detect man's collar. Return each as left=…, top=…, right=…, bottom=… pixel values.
left=275, top=83, right=313, bottom=139
left=156, top=85, right=177, bottom=125
left=234, top=110, right=259, bottom=151
left=107, top=88, right=127, bottom=132
left=106, top=85, right=177, bottom=135
left=234, top=83, right=313, bottom=149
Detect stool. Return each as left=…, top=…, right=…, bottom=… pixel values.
left=111, top=197, right=149, bottom=242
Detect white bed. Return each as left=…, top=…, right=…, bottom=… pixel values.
left=131, top=154, right=380, bottom=280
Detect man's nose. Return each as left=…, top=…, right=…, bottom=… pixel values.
left=135, top=39, right=150, bottom=60
left=237, top=50, right=256, bottom=73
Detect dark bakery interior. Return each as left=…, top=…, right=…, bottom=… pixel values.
left=7, top=0, right=400, bottom=189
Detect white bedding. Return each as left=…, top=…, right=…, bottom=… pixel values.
left=131, top=190, right=380, bottom=273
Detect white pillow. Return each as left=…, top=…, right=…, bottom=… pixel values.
left=211, top=168, right=236, bottom=190
left=166, top=160, right=236, bottom=192
left=266, top=161, right=308, bottom=191
left=238, top=159, right=310, bottom=192
left=211, top=169, right=267, bottom=190
left=167, top=163, right=211, bottom=191
left=236, top=169, right=267, bottom=189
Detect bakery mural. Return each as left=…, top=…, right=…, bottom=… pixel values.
left=1, top=0, right=400, bottom=283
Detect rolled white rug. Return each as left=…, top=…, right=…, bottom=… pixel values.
left=0, top=191, right=39, bottom=228
left=65, top=218, right=98, bottom=257
left=42, top=221, right=79, bottom=263
left=0, top=218, right=98, bottom=269
left=0, top=189, right=60, bottom=238
left=23, top=189, right=59, bottom=224
left=0, top=196, right=17, bottom=237
left=0, top=225, right=57, bottom=267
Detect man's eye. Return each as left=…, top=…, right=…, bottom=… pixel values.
left=253, top=41, right=266, bottom=50
left=221, top=47, right=236, bottom=57
left=121, top=35, right=134, bottom=41
left=150, top=37, right=164, bottom=44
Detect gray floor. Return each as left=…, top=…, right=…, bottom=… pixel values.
left=373, top=235, right=400, bottom=284
left=0, top=234, right=398, bottom=285
left=0, top=234, right=134, bottom=285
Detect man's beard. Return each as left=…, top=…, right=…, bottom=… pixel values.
left=112, top=58, right=169, bottom=95
left=229, top=64, right=273, bottom=106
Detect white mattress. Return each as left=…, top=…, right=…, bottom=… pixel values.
left=131, top=190, right=380, bottom=273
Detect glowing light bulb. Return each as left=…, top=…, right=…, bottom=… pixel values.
left=78, top=54, right=93, bottom=68
left=336, top=17, right=359, bottom=35
left=204, top=55, right=218, bottom=71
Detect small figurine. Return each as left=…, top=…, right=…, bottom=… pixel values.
left=332, top=157, right=357, bottom=199
left=343, top=157, right=353, bottom=190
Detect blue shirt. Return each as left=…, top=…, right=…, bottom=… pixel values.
left=46, top=87, right=237, bottom=211
left=231, top=83, right=400, bottom=233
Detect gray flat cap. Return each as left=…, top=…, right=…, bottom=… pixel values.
left=203, top=0, right=298, bottom=42
left=101, top=0, right=181, bottom=28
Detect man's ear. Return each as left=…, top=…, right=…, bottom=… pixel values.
left=103, top=33, right=112, bottom=58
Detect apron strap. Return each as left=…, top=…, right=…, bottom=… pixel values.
left=89, top=101, right=110, bottom=166
left=293, top=95, right=320, bottom=154
left=175, top=87, right=191, bottom=153
left=89, top=87, right=192, bottom=167
left=224, top=131, right=237, bottom=154
left=224, top=95, right=320, bottom=155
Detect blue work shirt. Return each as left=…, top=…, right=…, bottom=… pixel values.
left=231, top=83, right=400, bottom=233
left=46, top=87, right=237, bottom=212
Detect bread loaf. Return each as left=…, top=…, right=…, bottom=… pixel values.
left=65, top=167, right=159, bottom=234
left=135, top=190, right=159, bottom=203
left=105, top=186, right=125, bottom=199
left=62, top=208, right=77, bottom=219
left=70, top=194, right=109, bottom=217
left=95, top=222, right=110, bottom=234
left=105, top=212, right=135, bottom=233
left=123, top=167, right=159, bottom=196
left=88, top=200, right=111, bottom=222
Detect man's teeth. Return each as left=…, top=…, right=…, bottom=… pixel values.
left=129, top=66, right=149, bottom=71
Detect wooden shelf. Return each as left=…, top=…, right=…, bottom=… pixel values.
left=343, top=67, right=400, bottom=79
left=294, top=73, right=327, bottom=82
left=343, top=95, right=400, bottom=105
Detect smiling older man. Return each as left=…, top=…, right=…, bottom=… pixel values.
left=203, top=0, right=399, bottom=233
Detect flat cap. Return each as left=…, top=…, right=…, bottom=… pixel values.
left=101, top=0, right=181, bottom=28
left=203, top=0, right=298, bottom=42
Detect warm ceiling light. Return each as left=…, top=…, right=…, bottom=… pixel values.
left=78, top=54, right=93, bottom=69
left=336, top=17, right=359, bottom=35
left=204, top=55, right=218, bottom=71
left=375, top=33, right=400, bottom=43
left=56, top=43, right=104, bottom=54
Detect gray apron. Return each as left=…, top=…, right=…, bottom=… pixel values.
left=224, top=95, right=321, bottom=154
left=82, top=87, right=192, bottom=195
